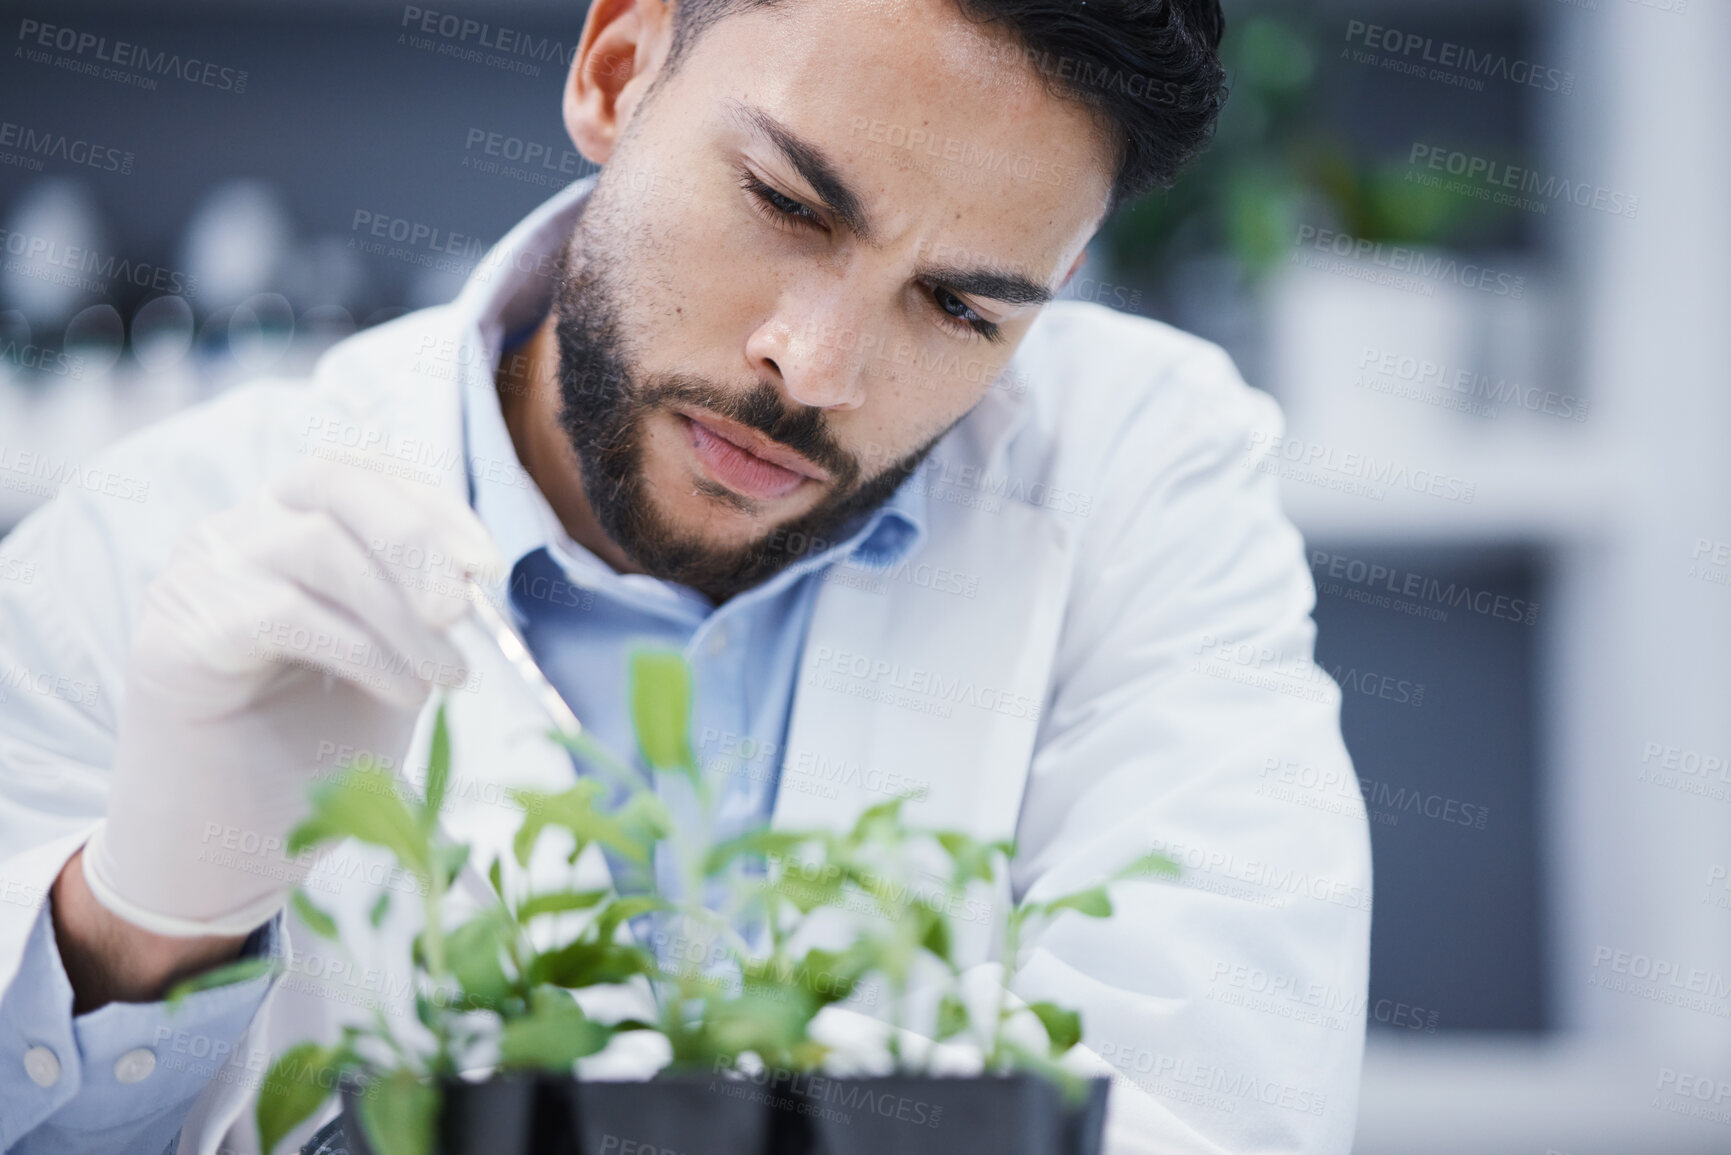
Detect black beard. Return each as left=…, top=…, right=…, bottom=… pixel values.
left=549, top=237, right=943, bottom=604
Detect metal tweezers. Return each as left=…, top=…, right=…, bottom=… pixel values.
left=465, top=576, right=583, bottom=741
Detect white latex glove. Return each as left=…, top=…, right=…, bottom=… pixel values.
left=82, top=454, right=504, bottom=937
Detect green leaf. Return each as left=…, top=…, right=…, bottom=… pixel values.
left=771, top=863, right=846, bottom=914
left=1044, top=887, right=1112, bottom=919
left=593, top=894, right=671, bottom=945
left=499, top=1005, right=612, bottom=1069
left=166, top=956, right=279, bottom=1009
left=434, top=841, right=471, bottom=886
left=368, top=891, right=392, bottom=929
left=1114, top=851, right=1181, bottom=881
left=512, top=780, right=669, bottom=869
left=704, top=829, right=813, bottom=876
left=528, top=983, right=578, bottom=1012
left=628, top=648, right=696, bottom=775
left=422, top=703, right=451, bottom=830
left=936, top=832, right=998, bottom=887
left=704, top=988, right=814, bottom=1059
left=255, top=1042, right=346, bottom=1155
left=918, top=908, right=953, bottom=964
left=751, top=945, right=869, bottom=1010
left=291, top=891, right=340, bottom=941
left=936, top=993, right=970, bottom=1040
left=517, top=888, right=611, bottom=921
left=527, top=941, right=652, bottom=989
left=289, top=761, right=431, bottom=878
left=415, top=990, right=439, bottom=1032
left=1028, top=1001, right=1083, bottom=1056
left=445, top=912, right=514, bottom=1009
left=846, top=798, right=908, bottom=847
left=355, top=1069, right=438, bottom=1155
left=487, top=855, right=506, bottom=902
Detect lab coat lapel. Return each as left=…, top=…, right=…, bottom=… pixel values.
left=773, top=477, right=1078, bottom=844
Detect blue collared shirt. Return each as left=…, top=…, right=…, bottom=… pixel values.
left=463, top=322, right=928, bottom=909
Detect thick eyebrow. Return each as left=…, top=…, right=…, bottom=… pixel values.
left=916, top=263, right=1054, bottom=308
left=724, top=98, right=1055, bottom=309
left=727, top=99, right=875, bottom=243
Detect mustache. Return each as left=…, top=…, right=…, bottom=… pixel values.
left=640, top=373, right=860, bottom=488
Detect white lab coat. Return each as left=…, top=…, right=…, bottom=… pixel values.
left=0, top=181, right=1370, bottom=1155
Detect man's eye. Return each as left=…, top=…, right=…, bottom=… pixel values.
left=934, top=286, right=981, bottom=324
left=741, top=173, right=824, bottom=229
left=931, top=286, right=1002, bottom=342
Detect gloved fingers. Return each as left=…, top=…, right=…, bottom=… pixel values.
left=238, top=576, right=442, bottom=711
left=140, top=504, right=449, bottom=710
left=267, top=451, right=505, bottom=632
left=243, top=500, right=473, bottom=698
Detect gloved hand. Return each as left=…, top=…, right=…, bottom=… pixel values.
left=82, top=454, right=504, bottom=937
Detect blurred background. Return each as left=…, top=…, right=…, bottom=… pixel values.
left=2, top=0, right=1726, bottom=1151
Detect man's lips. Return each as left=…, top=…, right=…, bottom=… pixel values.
left=677, top=409, right=830, bottom=501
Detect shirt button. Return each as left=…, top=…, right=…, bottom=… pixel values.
left=23, top=1045, right=60, bottom=1087
left=114, top=1047, right=157, bottom=1084
left=704, top=626, right=730, bottom=656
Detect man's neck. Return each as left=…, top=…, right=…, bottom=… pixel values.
left=495, top=313, right=647, bottom=578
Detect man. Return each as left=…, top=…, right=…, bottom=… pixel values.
left=0, top=0, right=1371, bottom=1152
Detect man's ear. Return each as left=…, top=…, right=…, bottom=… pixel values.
left=564, top=0, right=676, bottom=164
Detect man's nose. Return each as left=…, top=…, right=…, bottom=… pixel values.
left=744, top=293, right=872, bottom=412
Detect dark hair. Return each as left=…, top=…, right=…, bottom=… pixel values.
left=664, top=0, right=1227, bottom=211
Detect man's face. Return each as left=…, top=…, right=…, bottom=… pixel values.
left=551, top=0, right=1111, bottom=601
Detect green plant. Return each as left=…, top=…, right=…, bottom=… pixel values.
left=251, top=648, right=1178, bottom=1155
left=1099, top=10, right=1487, bottom=285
